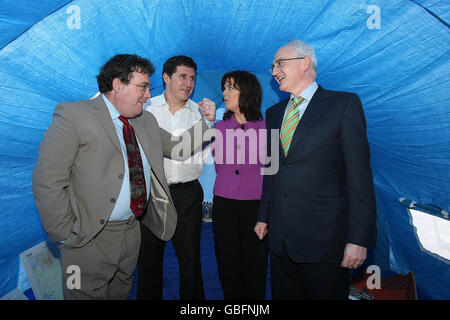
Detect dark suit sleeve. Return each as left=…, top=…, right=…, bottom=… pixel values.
left=257, top=115, right=274, bottom=223
left=340, top=94, right=377, bottom=248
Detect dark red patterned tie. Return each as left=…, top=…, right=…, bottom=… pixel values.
left=118, top=116, right=147, bottom=218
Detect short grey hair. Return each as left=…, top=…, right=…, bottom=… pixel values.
left=287, top=39, right=317, bottom=77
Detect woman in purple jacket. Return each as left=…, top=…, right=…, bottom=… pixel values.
left=212, top=70, right=268, bottom=299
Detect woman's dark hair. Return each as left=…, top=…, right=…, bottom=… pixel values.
left=221, top=70, right=263, bottom=121
left=97, top=54, right=155, bottom=93
left=162, top=55, right=197, bottom=82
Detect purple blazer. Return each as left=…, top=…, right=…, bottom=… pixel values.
left=213, top=115, right=266, bottom=200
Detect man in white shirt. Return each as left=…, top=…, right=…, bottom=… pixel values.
left=138, top=55, right=216, bottom=300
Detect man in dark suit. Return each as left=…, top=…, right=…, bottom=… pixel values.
left=254, top=40, right=377, bottom=299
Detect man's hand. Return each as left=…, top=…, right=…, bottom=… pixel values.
left=254, top=222, right=268, bottom=240
left=198, top=98, right=216, bottom=122
left=340, top=243, right=367, bottom=269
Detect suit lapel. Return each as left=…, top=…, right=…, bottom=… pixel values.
left=131, top=116, right=173, bottom=205
left=288, top=86, right=330, bottom=155
left=131, top=117, right=151, bottom=161
left=91, top=95, right=122, bottom=152
left=130, top=116, right=165, bottom=187
left=131, top=116, right=166, bottom=186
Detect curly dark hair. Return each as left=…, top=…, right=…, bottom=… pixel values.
left=221, top=71, right=263, bottom=122
left=97, top=54, right=155, bottom=93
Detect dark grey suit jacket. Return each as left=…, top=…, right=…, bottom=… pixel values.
left=258, top=85, right=377, bottom=263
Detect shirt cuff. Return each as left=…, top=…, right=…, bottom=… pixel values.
left=204, top=119, right=214, bottom=128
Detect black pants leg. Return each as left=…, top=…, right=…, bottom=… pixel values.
left=137, top=180, right=204, bottom=300
left=213, top=195, right=268, bottom=300
left=271, top=242, right=349, bottom=300
left=240, top=199, right=268, bottom=299
left=137, top=222, right=165, bottom=300
left=171, top=180, right=205, bottom=300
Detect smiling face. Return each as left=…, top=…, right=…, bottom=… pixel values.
left=272, top=45, right=309, bottom=96
left=113, top=71, right=151, bottom=118
left=163, top=65, right=196, bottom=104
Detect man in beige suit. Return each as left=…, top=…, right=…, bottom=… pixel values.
left=32, top=54, right=212, bottom=299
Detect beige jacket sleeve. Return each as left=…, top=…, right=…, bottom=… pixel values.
left=32, top=103, right=76, bottom=242
left=160, top=118, right=214, bottom=161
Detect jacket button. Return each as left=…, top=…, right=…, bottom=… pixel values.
left=100, top=219, right=105, bottom=225
left=111, top=198, right=116, bottom=203
left=118, top=173, right=124, bottom=179
left=283, top=193, right=288, bottom=198
left=235, top=170, right=240, bottom=175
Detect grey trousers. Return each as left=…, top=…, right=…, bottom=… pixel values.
left=60, top=216, right=140, bottom=300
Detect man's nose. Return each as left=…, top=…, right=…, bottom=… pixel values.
left=144, top=87, right=151, bottom=99
left=271, top=66, right=278, bottom=77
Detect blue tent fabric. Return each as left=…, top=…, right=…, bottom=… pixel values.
left=0, top=0, right=449, bottom=299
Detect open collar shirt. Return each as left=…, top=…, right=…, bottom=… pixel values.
left=144, top=93, right=209, bottom=185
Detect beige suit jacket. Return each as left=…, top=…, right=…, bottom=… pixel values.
left=32, top=95, right=208, bottom=246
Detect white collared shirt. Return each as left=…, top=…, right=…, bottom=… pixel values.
left=282, top=81, right=319, bottom=125
left=144, top=93, right=208, bottom=184
left=102, top=94, right=151, bottom=221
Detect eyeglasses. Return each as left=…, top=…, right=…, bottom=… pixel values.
left=129, top=82, right=151, bottom=92
left=270, top=57, right=305, bottom=73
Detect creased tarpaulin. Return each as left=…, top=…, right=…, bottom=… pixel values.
left=0, top=0, right=449, bottom=299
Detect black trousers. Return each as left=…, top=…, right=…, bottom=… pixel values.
left=270, top=242, right=349, bottom=300
left=137, top=179, right=205, bottom=300
left=212, top=195, right=268, bottom=300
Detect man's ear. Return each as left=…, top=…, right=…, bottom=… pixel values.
left=303, top=56, right=312, bottom=73
left=162, top=73, right=171, bottom=86
left=112, top=78, right=122, bottom=93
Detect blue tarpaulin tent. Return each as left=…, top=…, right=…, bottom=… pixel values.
left=0, top=0, right=449, bottom=299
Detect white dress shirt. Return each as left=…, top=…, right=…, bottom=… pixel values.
left=144, top=93, right=209, bottom=185
left=282, top=81, right=319, bottom=126
left=102, top=94, right=151, bottom=221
